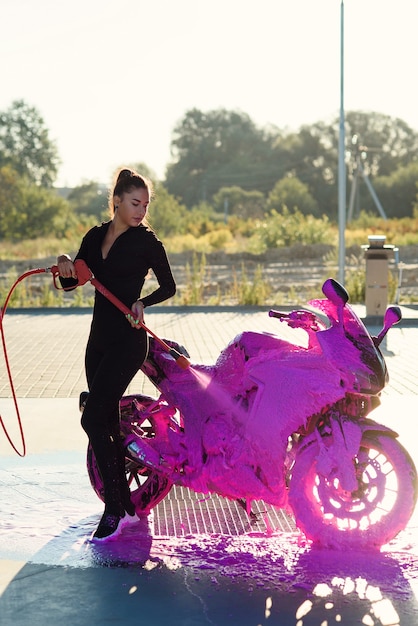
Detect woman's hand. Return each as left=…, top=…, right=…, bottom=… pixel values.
left=57, top=254, right=77, bottom=279
left=127, top=299, right=145, bottom=329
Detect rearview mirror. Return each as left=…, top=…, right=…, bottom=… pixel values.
left=373, top=306, right=402, bottom=346
left=322, top=278, right=349, bottom=307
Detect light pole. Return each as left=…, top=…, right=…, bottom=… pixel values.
left=338, top=0, right=346, bottom=285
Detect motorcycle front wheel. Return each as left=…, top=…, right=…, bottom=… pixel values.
left=288, top=433, right=417, bottom=550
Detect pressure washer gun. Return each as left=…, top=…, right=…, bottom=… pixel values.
left=49, top=259, right=190, bottom=370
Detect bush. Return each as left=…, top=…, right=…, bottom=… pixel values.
left=255, top=207, right=334, bottom=249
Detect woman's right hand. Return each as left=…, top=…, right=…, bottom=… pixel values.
left=57, top=254, right=77, bottom=279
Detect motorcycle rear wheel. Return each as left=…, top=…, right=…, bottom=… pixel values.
left=86, top=397, right=173, bottom=516
left=289, top=433, right=417, bottom=549
left=87, top=444, right=173, bottom=516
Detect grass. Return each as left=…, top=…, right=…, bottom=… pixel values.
left=231, top=264, right=272, bottom=306
left=1, top=213, right=416, bottom=307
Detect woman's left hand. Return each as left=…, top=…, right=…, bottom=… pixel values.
left=127, top=300, right=145, bottom=329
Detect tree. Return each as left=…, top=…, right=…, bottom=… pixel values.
left=267, top=176, right=320, bottom=217
left=67, top=181, right=108, bottom=219
left=343, top=111, right=418, bottom=177
left=272, top=126, right=337, bottom=217
left=165, top=108, right=279, bottom=208
left=213, top=186, right=266, bottom=219
left=164, top=107, right=418, bottom=220
left=309, top=111, right=418, bottom=217
left=20, top=185, right=73, bottom=239
left=0, top=99, right=60, bottom=186
left=0, top=166, right=25, bottom=238
left=0, top=165, right=70, bottom=240
left=371, top=162, right=418, bottom=218
left=147, top=184, right=188, bottom=238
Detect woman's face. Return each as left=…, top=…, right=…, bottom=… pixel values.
left=114, top=187, right=150, bottom=228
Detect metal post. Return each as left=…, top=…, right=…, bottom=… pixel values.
left=338, top=0, right=346, bottom=285
left=357, top=161, right=388, bottom=219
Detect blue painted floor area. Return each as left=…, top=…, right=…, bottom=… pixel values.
left=2, top=533, right=418, bottom=625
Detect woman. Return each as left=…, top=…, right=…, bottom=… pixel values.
left=57, top=168, right=176, bottom=540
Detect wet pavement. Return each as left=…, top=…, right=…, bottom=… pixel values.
left=1, top=305, right=418, bottom=625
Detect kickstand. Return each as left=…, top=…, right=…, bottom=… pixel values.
left=236, top=498, right=258, bottom=523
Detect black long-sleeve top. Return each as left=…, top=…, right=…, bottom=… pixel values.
left=64, top=222, right=176, bottom=333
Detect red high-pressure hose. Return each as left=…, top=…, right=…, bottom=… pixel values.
left=1, top=261, right=190, bottom=455
left=0, top=267, right=49, bottom=456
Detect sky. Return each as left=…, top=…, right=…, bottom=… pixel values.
left=2, top=0, right=418, bottom=188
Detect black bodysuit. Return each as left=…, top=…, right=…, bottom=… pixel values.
left=67, top=222, right=176, bottom=515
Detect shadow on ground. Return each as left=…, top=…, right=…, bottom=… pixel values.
left=1, top=511, right=418, bottom=626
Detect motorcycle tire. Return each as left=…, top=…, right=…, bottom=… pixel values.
left=86, top=397, right=174, bottom=516
left=86, top=444, right=173, bottom=516
left=288, top=433, right=418, bottom=550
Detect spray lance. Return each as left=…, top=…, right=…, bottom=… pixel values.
left=49, top=259, right=190, bottom=370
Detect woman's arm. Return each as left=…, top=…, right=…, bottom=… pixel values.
left=139, top=241, right=176, bottom=308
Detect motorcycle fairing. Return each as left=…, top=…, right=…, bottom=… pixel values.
left=242, top=353, right=347, bottom=445
left=309, top=298, right=388, bottom=392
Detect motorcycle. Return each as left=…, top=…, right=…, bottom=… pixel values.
left=86, top=278, right=417, bottom=549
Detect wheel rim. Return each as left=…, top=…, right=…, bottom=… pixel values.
left=315, top=443, right=399, bottom=531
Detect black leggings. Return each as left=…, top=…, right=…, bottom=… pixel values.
left=81, top=326, right=148, bottom=514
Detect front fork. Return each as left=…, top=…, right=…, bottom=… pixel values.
left=296, top=411, right=399, bottom=492
left=314, top=413, right=363, bottom=491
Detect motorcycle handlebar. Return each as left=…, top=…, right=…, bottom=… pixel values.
left=268, top=310, right=287, bottom=320
left=269, top=309, right=321, bottom=331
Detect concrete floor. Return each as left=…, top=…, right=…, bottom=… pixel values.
left=1, top=307, right=418, bottom=625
